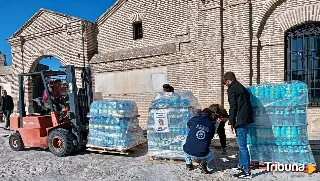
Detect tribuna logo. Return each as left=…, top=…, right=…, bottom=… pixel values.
left=266, top=162, right=305, bottom=172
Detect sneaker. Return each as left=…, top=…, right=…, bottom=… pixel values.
left=198, top=160, right=209, bottom=174
left=232, top=165, right=243, bottom=174
left=186, top=164, right=194, bottom=171
left=222, top=148, right=227, bottom=155
left=233, top=170, right=252, bottom=179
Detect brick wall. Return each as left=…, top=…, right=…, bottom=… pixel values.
left=2, top=0, right=320, bottom=133
left=92, top=0, right=320, bottom=133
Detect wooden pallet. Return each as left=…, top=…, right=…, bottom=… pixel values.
left=87, top=141, right=146, bottom=155
left=149, top=155, right=185, bottom=162
left=148, top=155, right=203, bottom=166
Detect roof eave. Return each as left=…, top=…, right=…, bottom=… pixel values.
left=96, top=0, right=127, bottom=27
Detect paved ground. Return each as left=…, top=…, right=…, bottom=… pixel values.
left=0, top=122, right=319, bottom=181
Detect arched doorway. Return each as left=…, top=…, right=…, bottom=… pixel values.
left=29, top=56, right=64, bottom=113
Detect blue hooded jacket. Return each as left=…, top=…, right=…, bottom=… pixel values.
left=183, top=113, right=216, bottom=157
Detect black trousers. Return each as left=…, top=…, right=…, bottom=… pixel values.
left=217, top=121, right=227, bottom=149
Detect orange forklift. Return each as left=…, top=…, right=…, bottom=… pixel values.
left=8, top=65, right=93, bottom=157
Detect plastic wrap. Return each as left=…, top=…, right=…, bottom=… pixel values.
left=89, top=100, right=138, bottom=118
left=87, top=100, right=145, bottom=149
left=247, top=80, right=308, bottom=107
left=150, top=91, right=201, bottom=109
left=147, top=91, right=201, bottom=159
left=248, top=145, right=315, bottom=164
left=246, top=81, right=315, bottom=164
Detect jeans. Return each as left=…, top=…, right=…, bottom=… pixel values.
left=235, top=124, right=250, bottom=172
left=4, top=110, right=12, bottom=128
left=184, top=149, right=214, bottom=165
left=217, top=121, right=226, bottom=149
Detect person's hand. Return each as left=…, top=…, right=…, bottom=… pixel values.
left=230, top=125, right=234, bottom=134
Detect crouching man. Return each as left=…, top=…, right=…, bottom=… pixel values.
left=183, top=108, right=216, bottom=174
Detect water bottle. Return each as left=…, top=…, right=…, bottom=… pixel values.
left=266, top=106, right=275, bottom=125
left=269, top=85, right=276, bottom=102
left=284, top=146, right=290, bottom=163
left=274, top=86, right=280, bottom=106
left=283, top=108, right=289, bottom=125
left=292, top=84, right=299, bottom=105
left=286, top=126, right=292, bottom=146
left=291, top=126, right=298, bottom=145
left=280, top=126, right=287, bottom=146
left=297, top=106, right=307, bottom=125
left=289, top=107, right=295, bottom=125
left=89, top=102, right=97, bottom=117
left=294, top=106, right=300, bottom=125
left=298, top=146, right=306, bottom=164
left=265, top=85, right=271, bottom=105
left=258, top=86, right=265, bottom=106
left=273, top=126, right=281, bottom=145
left=279, top=107, right=285, bottom=125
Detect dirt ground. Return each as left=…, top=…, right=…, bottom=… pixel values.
left=0, top=122, right=319, bottom=181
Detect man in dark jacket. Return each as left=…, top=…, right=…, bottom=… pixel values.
left=1, top=90, right=14, bottom=130
left=223, top=72, right=253, bottom=179
left=183, top=108, right=216, bottom=174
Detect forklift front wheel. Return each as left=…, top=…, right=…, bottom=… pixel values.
left=48, top=129, right=75, bottom=157
left=9, top=133, right=25, bottom=151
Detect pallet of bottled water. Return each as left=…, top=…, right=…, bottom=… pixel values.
left=87, top=100, right=146, bottom=151
left=246, top=81, right=315, bottom=164
left=147, top=91, right=201, bottom=160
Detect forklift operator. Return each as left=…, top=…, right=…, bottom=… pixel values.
left=42, top=79, right=62, bottom=112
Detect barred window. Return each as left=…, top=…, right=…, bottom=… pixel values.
left=285, top=22, right=320, bottom=106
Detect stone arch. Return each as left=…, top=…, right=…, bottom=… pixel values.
left=276, top=4, right=320, bottom=32
left=254, top=1, right=320, bottom=84
left=253, top=0, right=286, bottom=38
left=23, top=49, right=66, bottom=112
left=27, top=49, right=66, bottom=73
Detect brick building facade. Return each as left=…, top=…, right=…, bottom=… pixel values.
left=1, top=0, right=320, bottom=133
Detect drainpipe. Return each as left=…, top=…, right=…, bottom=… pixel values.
left=249, top=0, right=253, bottom=86
left=20, top=36, right=26, bottom=113
left=81, top=20, right=86, bottom=67
left=220, top=0, right=225, bottom=106
left=20, top=36, right=25, bottom=73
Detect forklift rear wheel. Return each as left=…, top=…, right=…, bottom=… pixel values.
left=48, top=128, right=75, bottom=157
left=9, top=133, right=25, bottom=151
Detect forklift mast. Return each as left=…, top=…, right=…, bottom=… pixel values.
left=64, top=65, right=93, bottom=146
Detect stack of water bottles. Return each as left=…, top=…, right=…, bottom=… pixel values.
left=246, top=81, right=315, bottom=164
left=87, top=100, right=146, bottom=149
left=147, top=91, right=201, bottom=159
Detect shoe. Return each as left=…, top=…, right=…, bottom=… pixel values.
left=222, top=148, right=227, bottom=155
left=232, top=165, right=243, bottom=174
left=233, top=170, right=252, bottom=179
left=186, top=164, right=194, bottom=171
left=3, top=127, right=9, bottom=130
left=199, top=160, right=209, bottom=174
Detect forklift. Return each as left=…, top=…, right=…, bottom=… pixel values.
left=8, top=65, right=93, bottom=157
